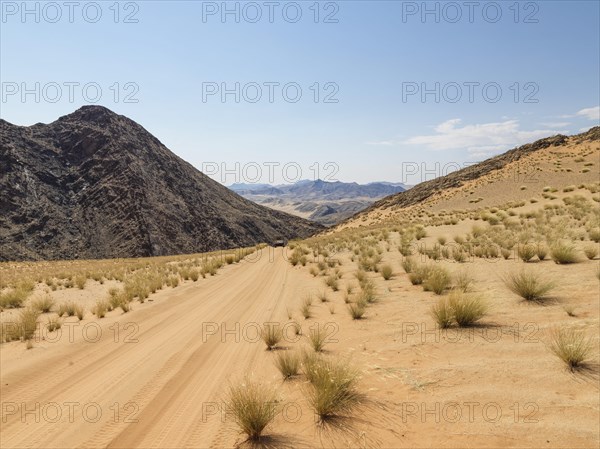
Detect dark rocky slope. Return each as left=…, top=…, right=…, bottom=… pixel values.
left=0, top=106, right=322, bottom=261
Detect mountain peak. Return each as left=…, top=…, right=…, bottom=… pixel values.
left=58, top=105, right=120, bottom=124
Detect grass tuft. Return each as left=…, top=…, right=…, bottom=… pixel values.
left=308, top=326, right=327, bottom=352
left=274, top=350, right=300, bottom=379
left=228, top=380, right=277, bottom=441
left=549, top=327, right=593, bottom=370
left=304, top=356, right=361, bottom=423
left=550, top=241, right=579, bottom=264
left=503, top=269, right=555, bottom=302
left=261, top=324, right=283, bottom=350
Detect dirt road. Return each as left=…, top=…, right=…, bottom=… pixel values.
left=1, top=249, right=298, bottom=448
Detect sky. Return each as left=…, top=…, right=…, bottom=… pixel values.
left=1, top=0, right=599, bottom=185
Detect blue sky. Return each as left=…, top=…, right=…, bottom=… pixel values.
left=1, top=1, right=599, bottom=185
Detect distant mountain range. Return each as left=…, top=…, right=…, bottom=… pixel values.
left=0, top=106, right=322, bottom=261
left=229, top=180, right=409, bottom=226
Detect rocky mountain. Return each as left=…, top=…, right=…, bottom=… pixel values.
left=0, top=106, right=322, bottom=261
left=229, top=179, right=406, bottom=226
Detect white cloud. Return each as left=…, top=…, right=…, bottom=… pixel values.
left=540, top=121, right=571, bottom=128
left=366, top=140, right=395, bottom=146
left=576, top=106, right=600, bottom=121
left=401, top=119, right=566, bottom=157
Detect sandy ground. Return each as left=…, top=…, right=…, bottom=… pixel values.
left=1, top=241, right=598, bottom=448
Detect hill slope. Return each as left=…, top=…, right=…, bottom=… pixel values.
left=338, top=127, right=599, bottom=229
left=0, top=106, right=322, bottom=261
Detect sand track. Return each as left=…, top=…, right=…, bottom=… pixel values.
left=1, top=250, right=291, bottom=449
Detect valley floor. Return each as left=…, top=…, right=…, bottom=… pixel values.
left=1, top=242, right=598, bottom=448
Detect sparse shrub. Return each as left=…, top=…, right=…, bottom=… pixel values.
left=563, top=305, right=576, bottom=317
left=305, top=356, right=361, bottom=423
left=46, top=316, right=62, bottom=332
left=551, top=241, right=579, bottom=264
left=228, top=380, right=277, bottom=441
left=453, top=270, right=474, bottom=292
left=589, top=229, right=600, bottom=243
left=452, top=249, right=467, bottom=263
left=74, top=275, right=87, bottom=290
left=328, top=304, right=335, bottom=315
left=358, top=282, right=377, bottom=303
left=448, top=292, right=487, bottom=327
left=437, top=236, right=447, bottom=245
left=317, top=291, right=329, bottom=303
left=518, top=244, right=537, bottom=262
left=430, top=297, right=453, bottom=328
left=31, top=295, right=54, bottom=313
left=18, top=308, right=41, bottom=341
left=536, top=245, right=548, bottom=261
left=501, top=248, right=511, bottom=260
left=380, top=264, right=393, bottom=280
left=301, top=297, right=312, bottom=319
left=423, top=266, right=451, bottom=295
left=347, top=300, right=366, bottom=320
left=584, top=245, right=598, bottom=260
left=503, top=270, right=555, bottom=301
left=274, top=350, right=300, bottom=379
left=549, top=327, right=593, bottom=370
left=261, top=324, right=283, bottom=350
left=453, top=235, right=465, bottom=244
left=401, top=257, right=415, bottom=273
left=308, top=326, right=327, bottom=352
left=325, top=275, right=339, bottom=291
left=0, top=287, right=30, bottom=309
left=92, top=299, right=109, bottom=318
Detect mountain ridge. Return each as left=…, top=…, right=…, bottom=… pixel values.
left=0, top=106, right=322, bottom=261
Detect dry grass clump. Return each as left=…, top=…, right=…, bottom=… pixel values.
left=1, top=308, right=41, bottom=343
left=517, top=244, right=537, bottom=262
left=448, top=292, right=487, bottom=327
left=304, top=356, right=362, bottom=423
left=584, top=245, right=598, bottom=260
left=31, top=295, right=55, bottom=313
left=274, top=350, right=300, bottom=379
left=92, top=299, right=110, bottom=318
left=431, top=292, right=487, bottom=328
left=261, top=324, right=283, bottom=350
left=74, top=275, right=87, bottom=290
left=401, top=257, right=415, bottom=273
left=46, top=316, right=62, bottom=332
left=317, top=291, right=329, bottom=303
left=56, top=301, right=85, bottom=319
left=503, top=269, right=556, bottom=301
left=347, top=299, right=366, bottom=320
left=408, top=263, right=432, bottom=285
left=0, top=285, right=33, bottom=309
left=325, top=275, right=339, bottom=291
left=308, top=326, right=327, bottom=352
left=423, top=266, right=451, bottom=295
left=358, top=281, right=377, bottom=304
left=227, top=380, right=278, bottom=441
left=549, top=327, right=593, bottom=370
left=550, top=241, right=580, bottom=264
left=300, top=296, right=312, bottom=319
left=453, top=270, right=474, bottom=292
left=430, top=297, right=453, bottom=328
left=380, top=264, right=393, bottom=280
